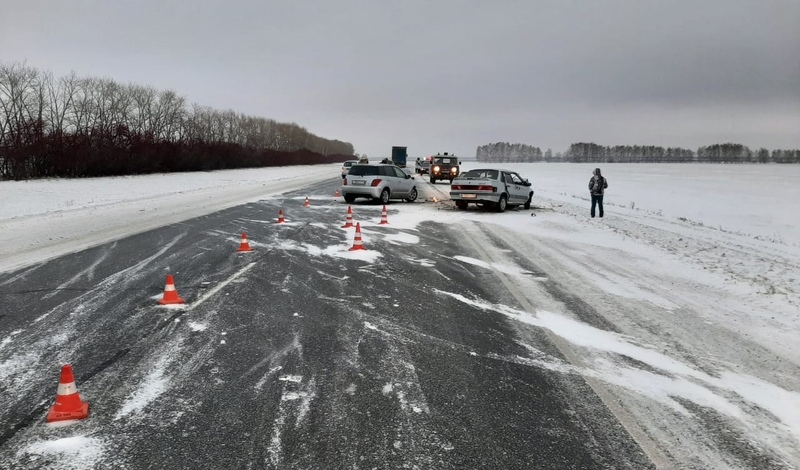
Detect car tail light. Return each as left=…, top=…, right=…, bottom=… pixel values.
left=452, top=184, right=462, bottom=190
left=370, top=179, right=382, bottom=187
left=477, top=185, right=494, bottom=191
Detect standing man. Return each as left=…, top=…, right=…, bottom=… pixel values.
left=588, top=168, right=608, bottom=218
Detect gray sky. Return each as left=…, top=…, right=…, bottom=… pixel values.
left=2, top=0, right=798, bottom=158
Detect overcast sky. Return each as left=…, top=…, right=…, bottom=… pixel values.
left=2, top=0, right=798, bottom=158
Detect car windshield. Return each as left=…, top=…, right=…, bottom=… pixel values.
left=348, top=165, right=380, bottom=176
left=435, top=158, right=455, bottom=164
left=343, top=162, right=354, bottom=168
left=460, top=169, right=498, bottom=179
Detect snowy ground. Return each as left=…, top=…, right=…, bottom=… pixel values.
left=1, top=162, right=799, bottom=468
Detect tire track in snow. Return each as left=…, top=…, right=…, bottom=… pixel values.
left=359, top=319, right=452, bottom=465
left=267, top=375, right=317, bottom=467
left=456, top=222, right=672, bottom=469
left=41, top=244, right=114, bottom=300
left=0, top=233, right=187, bottom=430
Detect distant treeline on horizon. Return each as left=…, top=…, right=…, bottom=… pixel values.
left=476, top=142, right=800, bottom=164
left=0, top=62, right=354, bottom=181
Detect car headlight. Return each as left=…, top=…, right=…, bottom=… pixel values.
left=450, top=167, right=458, bottom=173
left=433, top=166, right=440, bottom=172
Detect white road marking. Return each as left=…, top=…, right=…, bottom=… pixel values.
left=188, top=262, right=257, bottom=311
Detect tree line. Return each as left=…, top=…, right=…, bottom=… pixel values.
left=476, top=142, right=800, bottom=164
left=0, top=62, right=355, bottom=180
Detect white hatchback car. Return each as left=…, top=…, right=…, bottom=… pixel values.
left=341, top=160, right=359, bottom=178
left=340, top=164, right=418, bottom=204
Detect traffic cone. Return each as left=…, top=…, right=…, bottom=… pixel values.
left=349, top=223, right=366, bottom=251
left=237, top=233, right=253, bottom=253
left=158, top=274, right=185, bottom=305
left=277, top=210, right=286, bottom=224
left=46, top=364, right=89, bottom=422
left=342, top=206, right=354, bottom=228
left=304, top=197, right=310, bottom=207
left=379, top=205, right=389, bottom=225
left=335, top=189, right=341, bottom=197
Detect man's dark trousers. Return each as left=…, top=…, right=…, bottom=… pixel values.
left=591, top=195, right=604, bottom=218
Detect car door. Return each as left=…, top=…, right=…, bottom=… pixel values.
left=501, top=172, right=516, bottom=202
left=508, top=172, right=528, bottom=203
left=390, top=166, right=411, bottom=196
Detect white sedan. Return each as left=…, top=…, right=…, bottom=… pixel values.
left=450, top=168, right=533, bottom=212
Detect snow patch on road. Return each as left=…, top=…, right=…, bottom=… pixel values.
left=187, top=322, right=207, bottom=332
left=403, top=255, right=435, bottom=267
left=278, top=375, right=303, bottom=383
left=454, top=255, right=532, bottom=278
left=382, top=232, right=420, bottom=245
left=23, top=435, right=106, bottom=469
left=439, top=289, right=800, bottom=448
left=115, top=357, right=170, bottom=420
left=275, top=239, right=383, bottom=263
left=0, top=330, right=22, bottom=351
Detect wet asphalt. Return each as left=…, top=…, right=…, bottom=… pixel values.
left=0, top=176, right=653, bottom=469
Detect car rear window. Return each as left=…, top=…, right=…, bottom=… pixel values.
left=343, top=162, right=354, bottom=168
left=462, top=170, right=498, bottom=179
left=349, top=165, right=380, bottom=176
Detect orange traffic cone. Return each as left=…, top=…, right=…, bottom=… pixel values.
left=277, top=210, right=286, bottom=224
left=304, top=197, right=310, bottom=207
left=158, top=274, right=185, bottom=305
left=342, top=206, right=354, bottom=228
left=237, top=233, right=253, bottom=252
left=46, top=364, right=89, bottom=422
left=379, top=205, right=389, bottom=225
left=335, top=189, right=341, bottom=197
left=349, top=223, right=366, bottom=251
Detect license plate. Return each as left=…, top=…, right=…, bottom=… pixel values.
left=462, top=194, right=477, bottom=199
left=352, top=180, right=366, bottom=186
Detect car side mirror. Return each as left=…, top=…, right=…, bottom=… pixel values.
left=405, top=174, right=411, bottom=179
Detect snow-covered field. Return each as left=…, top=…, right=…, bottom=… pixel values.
left=1, top=162, right=799, bottom=467
left=522, top=163, right=800, bottom=246
left=0, top=165, right=339, bottom=274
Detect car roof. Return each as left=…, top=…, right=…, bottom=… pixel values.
left=352, top=163, right=396, bottom=166
left=343, top=160, right=359, bottom=163
left=468, top=168, right=515, bottom=173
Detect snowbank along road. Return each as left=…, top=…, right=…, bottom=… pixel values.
left=0, top=169, right=798, bottom=469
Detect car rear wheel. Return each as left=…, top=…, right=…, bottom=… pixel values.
left=495, top=194, right=507, bottom=212
left=378, top=188, right=390, bottom=204
left=405, top=187, right=418, bottom=202
left=456, top=201, right=468, bottom=210
left=344, top=194, right=355, bottom=203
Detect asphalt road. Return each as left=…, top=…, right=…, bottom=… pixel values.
left=0, top=176, right=654, bottom=469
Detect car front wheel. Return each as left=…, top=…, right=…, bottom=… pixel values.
left=405, top=187, right=418, bottom=202
left=495, top=194, right=507, bottom=213
left=524, top=193, right=532, bottom=210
